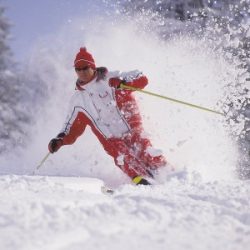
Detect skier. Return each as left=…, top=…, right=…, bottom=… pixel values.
left=48, top=47, right=167, bottom=185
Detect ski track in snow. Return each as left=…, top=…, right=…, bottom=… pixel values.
left=0, top=175, right=249, bottom=250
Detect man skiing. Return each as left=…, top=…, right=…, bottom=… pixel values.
left=48, top=47, right=167, bottom=185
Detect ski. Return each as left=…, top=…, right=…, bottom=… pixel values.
left=101, top=186, right=114, bottom=195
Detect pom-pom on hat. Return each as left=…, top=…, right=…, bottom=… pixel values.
left=74, top=47, right=96, bottom=69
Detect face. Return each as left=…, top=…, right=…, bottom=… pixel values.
left=75, top=66, right=95, bottom=82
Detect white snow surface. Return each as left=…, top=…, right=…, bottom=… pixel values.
left=0, top=174, right=249, bottom=250
left=1, top=3, right=249, bottom=250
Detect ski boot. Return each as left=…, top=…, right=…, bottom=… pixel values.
left=132, top=176, right=151, bottom=185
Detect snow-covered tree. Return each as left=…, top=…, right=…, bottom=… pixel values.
left=0, top=6, right=11, bottom=69
left=204, top=0, right=250, bottom=179
left=0, top=6, right=29, bottom=153
left=120, top=0, right=203, bottom=20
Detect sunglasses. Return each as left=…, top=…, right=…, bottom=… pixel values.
left=75, top=66, right=90, bottom=72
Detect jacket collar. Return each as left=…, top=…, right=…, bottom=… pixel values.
left=75, top=73, right=97, bottom=91
left=75, top=67, right=108, bottom=90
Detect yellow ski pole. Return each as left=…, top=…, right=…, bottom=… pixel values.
left=120, top=84, right=224, bottom=116
left=33, top=152, right=50, bottom=174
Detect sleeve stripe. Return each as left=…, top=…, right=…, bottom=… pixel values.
left=62, top=106, right=108, bottom=139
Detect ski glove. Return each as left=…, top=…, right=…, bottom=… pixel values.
left=48, top=138, right=63, bottom=153
left=109, top=78, right=127, bottom=89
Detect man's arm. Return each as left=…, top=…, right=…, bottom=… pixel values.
left=48, top=106, right=87, bottom=153
left=109, top=70, right=148, bottom=90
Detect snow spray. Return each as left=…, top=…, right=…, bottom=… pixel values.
left=1, top=7, right=242, bottom=183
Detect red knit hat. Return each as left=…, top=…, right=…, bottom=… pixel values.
left=74, top=47, right=96, bottom=69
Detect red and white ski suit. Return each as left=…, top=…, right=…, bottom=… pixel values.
left=58, top=68, right=166, bottom=179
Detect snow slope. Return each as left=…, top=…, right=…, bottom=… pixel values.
left=0, top=2, right=249, bottom=250
left=0, top=174, right=249, bottom=250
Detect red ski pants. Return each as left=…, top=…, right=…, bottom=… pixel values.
left=103, top=132, right=166, bottom=179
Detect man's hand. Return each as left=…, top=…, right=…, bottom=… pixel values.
left=48, top=138, right=63, bottom=153
left=109, top=78, right=127, bottom=89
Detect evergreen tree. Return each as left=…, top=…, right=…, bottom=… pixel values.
left=0, top=5, right=29, bottom=153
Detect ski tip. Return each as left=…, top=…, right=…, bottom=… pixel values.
left=101, top=186, right=114, bottom=195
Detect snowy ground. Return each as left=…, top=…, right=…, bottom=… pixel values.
left=0, top=174, right=249, bottom=250
left=1, top=2, right=249, bottom=250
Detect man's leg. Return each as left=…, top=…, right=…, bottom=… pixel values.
left=130, top=132, right=167, bottom=170
left=104, top=137, right=152, bottom=184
